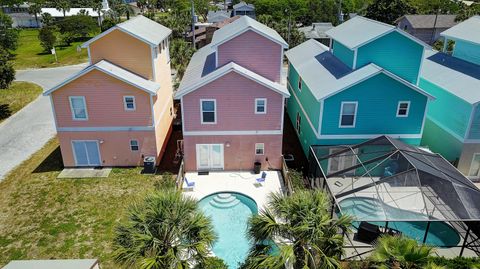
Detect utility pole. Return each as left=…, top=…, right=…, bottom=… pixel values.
left=190, top=0, right=196, bottom=48
left=430, top=9, right=440, bottom=45
left=286, top=9, right=291, bottom=46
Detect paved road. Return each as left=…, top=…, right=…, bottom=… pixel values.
left=0, top=64, right=87, bottom=180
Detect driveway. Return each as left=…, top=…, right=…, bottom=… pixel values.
left=0, top=64, right=87, bottom=180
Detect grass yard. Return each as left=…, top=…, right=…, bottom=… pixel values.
left=0, top=138, right=171, bottom=268
left=13, top=29, right=89, bottom=69
left=0, top=82, right=43, bottom=123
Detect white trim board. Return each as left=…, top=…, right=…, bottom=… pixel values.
left=183, top=130, right=282, bottom=136
left=317, top=134, right=422, bottom=139
left=57, top=126, right=155, bottom=132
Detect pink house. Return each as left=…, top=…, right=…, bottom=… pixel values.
left=175, top=16, right=290, bottom=171
left=44, top=16, right=175, bottom=167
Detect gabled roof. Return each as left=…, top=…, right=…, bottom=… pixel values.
left=395, top=15, right=457, bottom=29
left=233, top=1, right=254, bottom=10
left=43, top=60, right=161, bottom=96
left=421, top=50, right=480, bottom=104
left=326, top=16, right=430, bottom=49
left=210, top=16, right=288, bottom=48
left=3, top=259, right=99, bottom=269
left=81, top=15, right=171, bottom=48
left=207, top=10, right=231, bottom=23
left=441, top=15, right=480, bottom=45
left=285, top=39, right=434, bottom=100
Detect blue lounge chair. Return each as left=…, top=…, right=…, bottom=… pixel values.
left=256, top=172, right=267, bottom=184
left=183, top=178, right=195, bottom=190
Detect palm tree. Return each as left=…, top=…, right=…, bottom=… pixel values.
left=370, top=235, right=435, bottom=269
left=52, top=0, right=70, bottom=17
left=170, top=38, right=195, bottom=82
left=91, top=0, right=104, bottom=26
left=113, top=189, right=216, bottom=269
left=27, top=0, right=42, bottom=27
left=242, top=190, right=351, bottom=269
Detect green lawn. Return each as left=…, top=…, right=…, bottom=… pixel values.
left=0, top=82, right=43, bottom=123
left=13, top=29, right=89, bottom=69
left=0, top=138, right=172, bottom=268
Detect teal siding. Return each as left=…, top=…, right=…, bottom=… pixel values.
left=356, top=31, right=423, bottom=84
left=321, top=73, right=428, bottom=135
left=332, top=40, right=354, bottom=69
left=419, top=78, right=472, bottom=139
left=421, top=118, right=463, bottom=162
left=468, top=105, right=480, bottom=139
left=453, top=40, right=480, bottom=66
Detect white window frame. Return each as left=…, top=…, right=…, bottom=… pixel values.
left=255, top=98, right=267, bottom=114
left=339, top=101, right=358, bottom=128
left=298, top=76, right=302, bottom=91
left=200, top=99, right=217, bottom=124
left=255, top=143, right=265, bottom=155
left=130, top=140, right=139, bottom=151
left=123, top=96, right=136, bottom=111
left=396, top=101, right=410, bottom=117
left=69, top=96, right=88, bottom=120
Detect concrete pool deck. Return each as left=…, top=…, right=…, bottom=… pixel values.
left=182, top=170, right=284, bottom=210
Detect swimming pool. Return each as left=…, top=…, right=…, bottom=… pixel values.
left=199, top=192, right=258, bottom=269
left=338, top=197, right=460, bottom=247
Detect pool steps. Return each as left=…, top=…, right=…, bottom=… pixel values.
left=210, top=193, right=241, bottom=209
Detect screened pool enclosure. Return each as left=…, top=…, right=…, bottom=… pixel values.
left=307, top=136, right=480, bottom=259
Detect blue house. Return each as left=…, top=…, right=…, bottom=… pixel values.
left=420, top=16, right=480, bottom=179
left=285, top=16, right=434, bottom=160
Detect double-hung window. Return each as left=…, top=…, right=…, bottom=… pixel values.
left=255, top=98, right=267, bottom=114
left=396, top=101, right=410, bottom=117
left=255, top=143, right=265, bottom=155
left=201, top=99, right=216, bottom=124
left=130, top=140, right=139, bottom=151
left=124, top=96, right=136, bottom=111
left=339, top=102, right=357, bottom=128
left=69, top=96, right=88, bottom=120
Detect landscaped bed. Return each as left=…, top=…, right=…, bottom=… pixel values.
left=0, top=82, right=43, bottom=123
left=0, top=138, right=172, bottom=268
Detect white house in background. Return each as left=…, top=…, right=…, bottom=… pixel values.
left=3, top=259, right=100, bottom=269
left=232, top=1, right=255, bottom=18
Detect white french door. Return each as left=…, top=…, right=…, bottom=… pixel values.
left=196, top=144, right=224, bottom=170
left=72, top=140, right=101, bottom=166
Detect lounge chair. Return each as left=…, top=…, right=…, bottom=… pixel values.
left=357, top=221, right=381, bottom=243
left=183, top=178, right=195, bottom=191
left=256, top=172, right=267, bottom=185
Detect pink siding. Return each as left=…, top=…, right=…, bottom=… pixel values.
left=182, top=72, right=284, bottom=132
left=52, top=70, right=153, bottom=127
left=217, top=30, right=282, bottom=82
left=183, top=134, right=283, bottom=171
left=58, top=131, right=158, bottom=167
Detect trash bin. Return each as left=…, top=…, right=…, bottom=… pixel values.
left=143, top=156, right=156, bottom=174
left=254, top=162, right=261, bottom=174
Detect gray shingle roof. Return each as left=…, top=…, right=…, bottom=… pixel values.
left=441, top=15, right=480, bottom=45
left=3, top=259, right=98, bottom=269
left=82, top=15, right=171, bottom=47
left=397, top=15, right=457, bottom=29
left=233, top=1, right=254, bottom=9
left=421, top=50, right=480, bottom=104
left=44, top=60, right=161, bottom=95
left=210, top=16, right=288, bottom=48
left=286, top=39, right=433, bottom=100
left=207, top=10, right=231, bottom=23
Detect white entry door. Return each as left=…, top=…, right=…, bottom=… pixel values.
left=328, top=148, right=356, bottom=174
left=196, top=144, right=224, bottom=170
left=72, top=141, right=101, bottom=166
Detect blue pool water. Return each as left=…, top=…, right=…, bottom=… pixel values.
left=199, top=192, right=258, bottom=269
left=339, top=197, right=460, bottom=247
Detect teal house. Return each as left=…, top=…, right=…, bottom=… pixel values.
left=420, top=16, right=480, bottom=179
left=285, top=16, right=434, bottom=160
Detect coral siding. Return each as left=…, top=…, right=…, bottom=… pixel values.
left=52, top=70, right=153, bottom=127
left=217, top=30, right=282, bottom=82
left=89, top=29, right=153, bottom=80
left=58, top=131, right=157, bottom=167
left=183, top=135, right=283, bottom=171
left=182, top=72, right=283, bottom=132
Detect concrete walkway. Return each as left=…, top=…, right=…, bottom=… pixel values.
left=0, top=64, right=87, bottom=180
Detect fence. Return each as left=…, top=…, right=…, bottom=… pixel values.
left=281, top=156, right=293, bottom=195
left=175, top=159, right=185, bottom=190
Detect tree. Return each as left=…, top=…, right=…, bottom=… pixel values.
left=257, top=14, right=306, bottom=48
left=0, top=48, right=15, bottom=89
left=91, top=0, right=104, bottom=26
left=194, top=0, right=211, bottom=22
left=156, top=11, right=191, bottom=38
left=38, top=26, right=57, bottom=52
left=365, top=0, right=417, bottom=24
left=456, top=3, right=480, bottom=22
left=101, top=17, right=116, bottom=32
left=41, top=12, right=54, bottom=27
left=58, top=14, right=98, bottom=45
left=241, top=190, right=351, bottom=269
left=28, top=0, right=44, bottom=27
left=408, top=0, right=461, bottom=15
left=113, top=189, right=216, bottom=268
left=194, top=257, right=228, bottom=269
left=170, top=39, right=195, bottom=82
left=370, top=235, right=436, bottom=269
left=52, top=0, right=71, bottom=17
left=0, top=11, right=19, bottom=51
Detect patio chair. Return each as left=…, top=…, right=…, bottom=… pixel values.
left=256, top=172, right=267, bottom=185
left=357, top=221, right=381, bottom=243
left=183, top=177, right=195, bottom=191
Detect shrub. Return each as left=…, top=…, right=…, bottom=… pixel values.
left=153, top=172, right=177, bottom=190
left=100, top=18, right=116, bottom=32
left=0, top=48, right=15, bottom=89
left=289, top=168, right=307, bottom=190
left=429, top=256, right=480, bottom=269
left=38, top=26, right=57, bottom=52
left=0, top=104, right=11, bottom=120
left=58, top=14, right=98, bottom=45
left=194, top=256, right=228, bottom=269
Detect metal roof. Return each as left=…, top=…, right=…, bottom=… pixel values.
left=207, top=10, right=231, bottom=23
left=285, top=39, right=433, bottom=100
left=396, top=15, right=457, bottom=29
left=82, top=15, right=171, bottom=47
left=325, top=16, right=394, bottom=49
left=441, top=15, right=480, bottom=45
left=298, top=22, right=334, bottom=39
left=233, top=1, right=254, bottom=10
left=421, top=49, right=480, bottom=104
left=3, top=259, right=99, bottom=269
left=210, top=16, right=288, bottom=48
left=44, top=60, right=161, bottom=96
